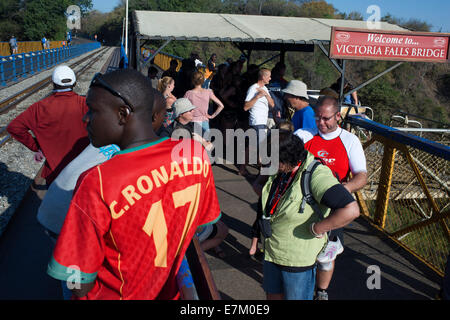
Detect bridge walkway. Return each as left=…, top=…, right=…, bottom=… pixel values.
left=0, top=47, right=444, bottom=300
left=207, top=163, right=442, bottom=300
left=0, top=161, right=442, bottom=300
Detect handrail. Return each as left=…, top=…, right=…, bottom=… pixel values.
left=350, top=115, right=449, bottom=276
left=347, top=115, right=450, bottom=161
left=0, top=42, right=101, bottom=86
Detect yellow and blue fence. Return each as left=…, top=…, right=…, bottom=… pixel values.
left=0, top=42, right=101, bottom=86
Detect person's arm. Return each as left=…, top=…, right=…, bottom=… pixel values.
left=264, top=89, right=275, bottom=108
left=312, top=200, right=360, bottom=237
left=72, top=282, right=95, bottom=298
left=351, top=91, right=358, bottom=106
left=244, top=90, right=264, bottom=111
left=7, top=106, right=40, bottom=152
left=308, top=168, right=359, bottom=237
left=47, top=168, right=107, bottom=299
left=343, top=171, right=367, bottom=193
left=345, top=135, right=367, bottom=193
left=208, top=91, right=225, bottom=119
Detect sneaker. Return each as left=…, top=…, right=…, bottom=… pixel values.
left=317, top=237, right=344, bottom=263
left=314, top=289, right=328, bottom=300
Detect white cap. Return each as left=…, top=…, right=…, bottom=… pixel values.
left=52, top=65, right=76, bottom=86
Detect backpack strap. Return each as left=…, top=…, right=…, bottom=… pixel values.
left=299, top=159, right=325, bottom=220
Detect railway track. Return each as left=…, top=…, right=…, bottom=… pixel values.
left=0, top=46, right=110, bottom=148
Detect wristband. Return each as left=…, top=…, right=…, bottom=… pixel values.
left=310, top=222, right=324, bottom=238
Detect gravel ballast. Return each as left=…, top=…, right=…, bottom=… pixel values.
left=0, top=47, right=115, bottom=236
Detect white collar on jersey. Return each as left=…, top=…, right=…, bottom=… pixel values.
left=317, top=126, right=342, bottom=140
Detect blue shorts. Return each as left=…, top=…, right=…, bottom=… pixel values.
left=263, top=260, right=316, bottom=300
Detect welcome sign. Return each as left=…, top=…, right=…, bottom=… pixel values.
left=330, top=27, right=450, bottom=63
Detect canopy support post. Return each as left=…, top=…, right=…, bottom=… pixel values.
left=141, top=38, right=172, bottom=72
left=257, top=53, right=280, bottom=68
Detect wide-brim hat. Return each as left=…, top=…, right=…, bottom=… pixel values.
left=282, top=80, right=308, bottom=100
left=52, top=65, right=76, bottom=86
left=172, top=98, right=197, bottom=119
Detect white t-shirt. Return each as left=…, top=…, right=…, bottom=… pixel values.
left=294, top=127, right=367, bottom=174
left=37, top=143, right=120, bottom=234
left=245, top=83, right=270, bottom=126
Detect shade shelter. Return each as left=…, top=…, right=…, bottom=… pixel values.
left=129, top=10, right=448, bottom=110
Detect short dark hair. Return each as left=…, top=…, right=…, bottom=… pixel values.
left=277, top=130, right=307, bottom=167
left=258, top=68, right=270, bottom=80
left=100, top=69, right=155, bottom=117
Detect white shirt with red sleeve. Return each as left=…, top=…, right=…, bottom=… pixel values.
left=294, top=127, right=366, bottom=182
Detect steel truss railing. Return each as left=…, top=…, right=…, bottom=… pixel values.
left=347, top=115, right=449, bottom=277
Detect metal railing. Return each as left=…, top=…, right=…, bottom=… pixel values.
left=348, top=115, right=450, bottom=276
left=0, top=42, right=101, bottom=86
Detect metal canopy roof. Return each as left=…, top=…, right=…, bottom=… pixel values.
left=133, top=10, right=409, bottom=45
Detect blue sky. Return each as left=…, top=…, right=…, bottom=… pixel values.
left=327, top=0, right=450, bottom=32
left=91, top=0, right=450, bottom=32
left=92, top=0, right=121, bottom=13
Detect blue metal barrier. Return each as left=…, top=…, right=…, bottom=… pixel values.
left=347, top=115, right=450, bottom=161
left=0, top=42, right=101, bottom=86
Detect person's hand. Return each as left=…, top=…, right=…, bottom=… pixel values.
left=256, top=87, right=266, bottom=98
left=204, top=141, right=214, bottom=152
left=34, top=150, right=44, bottom=162
left=310, top=222, right=325, bottom=238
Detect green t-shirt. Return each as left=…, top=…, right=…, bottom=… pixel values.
left=262, top=152, right=340, bottom=267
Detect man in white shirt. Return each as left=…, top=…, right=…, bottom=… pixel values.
left=244, top=68, right=275, bottom=129
left=241, top=68, right=275, bottom=176
left=294, top=95, right=367, bottom=300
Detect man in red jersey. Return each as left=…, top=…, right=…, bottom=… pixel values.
left=46, top=70, right=221, bottom=300
left=7, top=65, right=89, bottom=184
left=295, top=96, right=367, bottom=300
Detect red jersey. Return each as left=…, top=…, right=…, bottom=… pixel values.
left=299, top=127, right=366, bottom=183
left=7, top=91, right=89, bottom=183
left=305, top=134, right=349, bottom=182
left=47, top=137, right=221, bottom=300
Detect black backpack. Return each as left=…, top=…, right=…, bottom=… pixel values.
left=259, top=159, right=325, bottom=238
left=299, top=159, right=325, bottom=219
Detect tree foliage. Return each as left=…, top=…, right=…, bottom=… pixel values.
left=1, top=0, right=93, bottom=41
left=0, top=0, right=24, bottom=40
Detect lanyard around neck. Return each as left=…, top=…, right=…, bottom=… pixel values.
left=269, top=162, right=302, bottom=216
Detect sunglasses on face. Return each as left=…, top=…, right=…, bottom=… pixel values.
left=314, top=112, right=338, bottom=122
left=90, top=73, right=135, bottom=112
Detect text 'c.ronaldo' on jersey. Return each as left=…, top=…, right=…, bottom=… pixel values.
left=47, top=137, right=221, bottom=300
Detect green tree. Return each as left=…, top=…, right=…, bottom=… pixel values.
left=382, top=14, right=431, bottom=32
left=299, top=0, right=336, bottom=18
left=23, top=0, right=73, bottom=40
left=0, top=0, right=24, bottom=41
